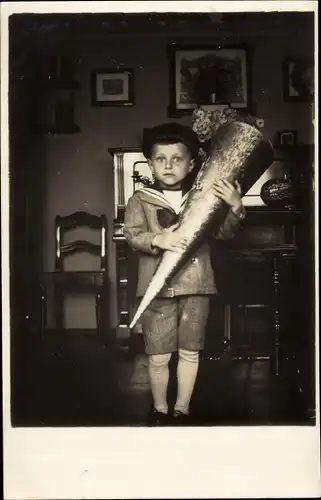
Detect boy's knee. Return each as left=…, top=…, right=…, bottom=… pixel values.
left=149, top=353, right=172, bottom=367
left=178, top=348, right=199, bottom=363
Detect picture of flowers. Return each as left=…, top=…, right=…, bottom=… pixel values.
left=168, top=45, right=249, bottom=115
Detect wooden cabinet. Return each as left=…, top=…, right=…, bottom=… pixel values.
left=110, top=148, right=148, bottom=338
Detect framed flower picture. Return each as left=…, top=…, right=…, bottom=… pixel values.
left=91, top=69, right=135, bottom=106
left=167, top=44, right=250, bottom=116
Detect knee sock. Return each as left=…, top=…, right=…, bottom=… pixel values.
left=174, top=348, right=199, bottom=415
left=148, top=353, right=172, bottom=414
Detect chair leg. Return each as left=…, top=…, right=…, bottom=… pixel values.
left=95, top=292, right=101, bottom=339
left=224, top=303, right=231, bottom=341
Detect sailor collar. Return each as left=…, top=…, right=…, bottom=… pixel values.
left=136, top=181, right=189, bottom=214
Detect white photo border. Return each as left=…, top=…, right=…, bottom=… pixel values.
left=1, top=2, right=320, bottom=499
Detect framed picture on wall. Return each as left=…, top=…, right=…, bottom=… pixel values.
left=91, top=69, right=135, bottom=106
left=283, top=58, right=314, bottom=102
left=167, top=44, right=250, bottom=116
left=276, top=130, right=297, bottom=147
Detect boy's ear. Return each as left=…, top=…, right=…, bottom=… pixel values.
left=148, top=161, right=156, bottom=179
left=188, top=158, right=195, bottom=172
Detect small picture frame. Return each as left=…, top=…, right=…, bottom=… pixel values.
left=91, top=69, right=134, bottom=106
left=276, top=130, right=297, bottom=147
left=283, top=58, right=313, bottom=102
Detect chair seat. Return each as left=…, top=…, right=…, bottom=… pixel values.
left=41, top=271, right=107, bottom=290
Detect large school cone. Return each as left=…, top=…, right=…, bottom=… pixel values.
left=129, top=121, right=274, bottom=329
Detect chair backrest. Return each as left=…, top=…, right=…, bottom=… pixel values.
left=55, top=211, right=107, bottom=271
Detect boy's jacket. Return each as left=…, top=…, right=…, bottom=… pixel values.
left=123, top=185, right=244, bottom=298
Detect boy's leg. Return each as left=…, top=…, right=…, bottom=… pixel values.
left=140, top=298, right=178, bottom=418
left=148, top=353, right=172, bottom=414
left=174, top=296, right=210, bottom=417
left=175, top=348, right=199, bottom=415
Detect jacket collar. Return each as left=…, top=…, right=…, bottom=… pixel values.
left=136, top=186, right=189, bottom=214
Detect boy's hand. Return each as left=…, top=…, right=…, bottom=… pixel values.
left=152, top=223, right=188, bottom=252
left=212, top=179, right=243, bottom=212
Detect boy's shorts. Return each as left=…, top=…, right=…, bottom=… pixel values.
left=139, top=295, right=210, bottom=355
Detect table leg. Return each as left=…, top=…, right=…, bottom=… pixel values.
left=54, top=285, right=65, bottom=331
left=272, top=256, right=282, bottom=376
left=40, top=284, right=46, bottom=340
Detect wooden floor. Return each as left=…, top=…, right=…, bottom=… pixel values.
left=11, top=331, right=314, bottom=427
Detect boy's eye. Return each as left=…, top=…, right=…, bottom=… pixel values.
left=155, top=156, right=165, bottom=162
left=172, top=156, right=183, bottom=162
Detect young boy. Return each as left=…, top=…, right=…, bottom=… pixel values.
left=123, top=122, right=245, bottom=426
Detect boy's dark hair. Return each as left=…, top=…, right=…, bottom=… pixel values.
left=142, top=122, right=200, bottom=159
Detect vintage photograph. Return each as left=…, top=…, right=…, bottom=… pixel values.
left=6, top=7, right=316, bottom=429
left=168, top=45, right=249, bottom=114
left=2, top=4, right=319, bottom=499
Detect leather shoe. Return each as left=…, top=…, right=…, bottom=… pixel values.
left=171, top=410, right=191, bottom=426
left=148, top=408, right=170, bottom=426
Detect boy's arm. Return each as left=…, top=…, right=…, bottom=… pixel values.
left=123, top=195, right=161, bottom=255
left=215, top=205, right=246, bottom=240
left=211, top=179, right=246, bottom=240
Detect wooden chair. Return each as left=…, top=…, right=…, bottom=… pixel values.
left=41, top=211, right=109, bottom=341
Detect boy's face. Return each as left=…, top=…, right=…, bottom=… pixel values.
left=148, top=142, right=195, bottom=190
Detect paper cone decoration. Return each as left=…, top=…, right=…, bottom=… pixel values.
left=129, top=121, right=274, bottom=329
